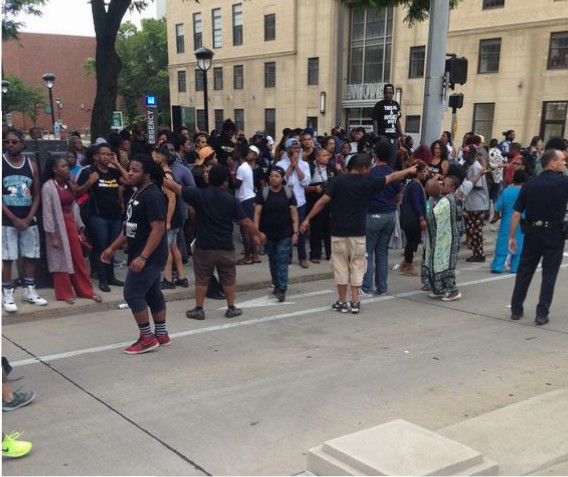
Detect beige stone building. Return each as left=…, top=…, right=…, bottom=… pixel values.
left=167, top=0, right=568, bottom=145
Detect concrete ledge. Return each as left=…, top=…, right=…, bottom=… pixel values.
left=439, top=387, right=568, bottom=476
left=307, top=419, right=498, bottom=476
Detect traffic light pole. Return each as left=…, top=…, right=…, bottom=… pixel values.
left=420, top=0, right=450, bottom=147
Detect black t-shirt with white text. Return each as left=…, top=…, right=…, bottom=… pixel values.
left=325, top=173, right=387, bottom=236
left=124, top=182, right=168, bottom=267
left=372, top=100, right=402, bottom=139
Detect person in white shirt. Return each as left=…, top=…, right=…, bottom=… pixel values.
left=276, top=138, right=311, bottom=268
left=235, top=145, right=261, bottom=264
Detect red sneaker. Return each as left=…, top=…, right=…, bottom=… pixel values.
left=124, top=334, right=159, bottom=355
left=155, top=332, right=171, bottom=346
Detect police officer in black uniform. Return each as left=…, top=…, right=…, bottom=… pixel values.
left=509, top=148, right=568, bottom=325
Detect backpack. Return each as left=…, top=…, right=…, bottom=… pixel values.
left=262, top=185, right=293, bottom=202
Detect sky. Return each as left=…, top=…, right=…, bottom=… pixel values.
left=16, top=0, right=157, bottom=37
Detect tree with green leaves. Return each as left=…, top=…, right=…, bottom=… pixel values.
left=1, top=0, right=47, bottom=41
left=347, top=0, right=462, bottom=25
left=2, top=74, right=46, bottom=125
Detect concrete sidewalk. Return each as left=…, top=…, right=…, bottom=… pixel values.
left=3, top=226, right=498, bottom=324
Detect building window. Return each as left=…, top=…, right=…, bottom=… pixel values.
left=233, top=65, right=244, bottom=89
left=212, top=8, right=222, bottom=49
left=540, top=101, right=567, bottom=142
left=349, top=8, right=393, bottom=84
left=175, top=24, right=185, bottom=54
left=235, top=109, right=245, bottom=133
left=306, top=117, right=318, bottom=131
left=196, top=109, right=206, bottom=132
left=478, top=38, right=501, bottom=74
left=265, top=108, right=276, bottom=138
left=193, top=13, right=202, bottom=50
left=264, top=14, right=276, bottom=41
left=548, top=32, right=568, bottom=69
left=264, top=62, right=275, bottom=88
left=232, top=4, right=243, bottom=46
left=307, top=57, right=319, bottom=85
left=195, top=70, right=204, bottom=92
left=472, top=103, right=495, bottom=141
left=408, top=46, right=425, bottom=78
left=405, top=115, right=421, bottom=134
left=177, top=71, right=187, bottom=92
left=213, top=67, right=223, bottom=90
left=482, top=0, right=505, bottom=8
left=214, top=109, right=224, bottom=132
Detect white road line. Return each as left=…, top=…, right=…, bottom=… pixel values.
left=9, top=264, right=567, bottom=368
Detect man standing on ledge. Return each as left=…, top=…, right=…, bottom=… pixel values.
left=372, top=84, right=404, bottom=168
left=300, top=153, right=416, bottom=315
left=509, top=148, right=568, bottom=325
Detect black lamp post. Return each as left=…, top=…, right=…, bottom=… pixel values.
left=42, top=73, right=56, bottom=132
left=55, top=99, right=63, bottom=121
left=2, top=80, right=9, bottom=113
left=194, top=47, right=214, bottom=133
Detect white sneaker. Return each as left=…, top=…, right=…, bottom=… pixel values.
left=22, top=285, right=48, bottom=306
left=358, top=289, right=374, bottom=298
left=2, top=288, right=18, bottom=313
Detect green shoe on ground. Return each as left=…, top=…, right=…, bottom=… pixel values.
left=2, top=432, right=32, bottom=458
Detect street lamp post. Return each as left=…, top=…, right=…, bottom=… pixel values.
left=55, top=99, right=63, bottom=121
left=2, top=80, right=9, bottom=113
left=194, top=47, right=214, bottom=133
left=42, top=73, right=56, bottom=134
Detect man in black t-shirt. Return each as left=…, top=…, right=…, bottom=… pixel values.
left=301, top=154, right=415, bottom=314
left=165, top=165, right=266, bottom=320
left=372, top=84, right=404, bottom=168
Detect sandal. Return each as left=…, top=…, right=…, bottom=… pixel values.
left=237, top=258, right=253, bottom=265
left=65, top=298, right=75, bottom=305
left=92, top=294, right=103, bottom=303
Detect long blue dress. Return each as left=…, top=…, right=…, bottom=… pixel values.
left=491, top=185, right=524, bottom=273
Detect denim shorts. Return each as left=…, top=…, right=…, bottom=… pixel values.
left=167, top=228, right=180, bottom=246
left=123, top=264, right=165, bottom=314
left=2, top=225, right=40, bottom=260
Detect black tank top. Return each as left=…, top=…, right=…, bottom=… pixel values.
left=2, top=154, right=35, bottom=226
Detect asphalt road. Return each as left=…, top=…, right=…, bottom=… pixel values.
left=2, top=258, right=568, bottom=476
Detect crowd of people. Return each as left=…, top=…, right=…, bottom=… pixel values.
left=3, top=116, right=568, bottom=349
left=3, top=112, right=568, bottom=459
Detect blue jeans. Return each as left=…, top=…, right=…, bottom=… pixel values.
left=89, top=215, right=122, bottom=283
left=265, top=237, right=292, bottom=292
left=363, top=212, right=396, bottom=294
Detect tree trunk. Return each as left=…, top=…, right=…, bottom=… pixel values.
left=91, top=43, right=122, bottom=140
left=90, top=0, right=131, bottom=140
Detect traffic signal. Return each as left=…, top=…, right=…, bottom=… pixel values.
left=445, top=57, right=468, bottom=89
left=449, top=93, right=464, bottom=110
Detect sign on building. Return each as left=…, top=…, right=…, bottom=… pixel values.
left=112, top=111, right=124, bottom=130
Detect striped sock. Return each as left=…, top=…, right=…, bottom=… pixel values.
left=137, top=322, right=153, bottom=337
left=23, top=278, right=35, bottom=287
left=2, top=282, right=12, bottom=290
left=154, top=321, right=167, bottom=336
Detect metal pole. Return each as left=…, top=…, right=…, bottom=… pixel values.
left=420, top=0, right=449, bottom=146
left=48, top=88, right=56, bottom=130
left=202, top=71, right=209, bottom=133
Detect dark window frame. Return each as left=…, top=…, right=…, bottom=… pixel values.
left=482, top=0, right=505, bottom=8
left=175, top=23, right=185, bottom=54
left=233, top=65, right=244, bottom=90
left=547, top=32, right=568, bottom=70
left=214, top=109, right=224, bottom=132
left=408, top=46, right=425, bottom=78
left=477, top=38, right=501, bottom=74
left=235, top=108, right=245, bottom=132
left=471, top=103, right=495, bottom=140
left=264, top=14, right=276, bottom=41
left=307, top=57, right=319, bottom=86
left=213, top=67, right=223, bottom=90
left=405, top=115, right=421, bottom=134
left=232, top=4, right=243, bottom=46
left=196, top=109, right=206, bottom=132
left=212, top=8, right=222, bottom=49
left=540, top=101, right=567, bottom=141
left=177, top=70, right=187, bottom=93
left=193, top=13, right=202, bottom=50
left=195, top=69, right=204, bottom=92
left=264, top=62, right=276, bottom=88
left=265, top=108, right=276, bottom=138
